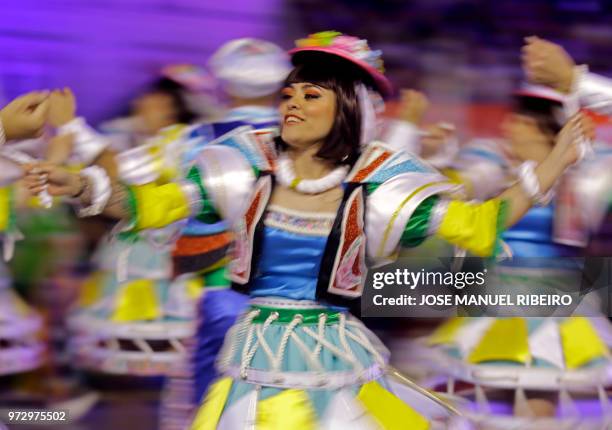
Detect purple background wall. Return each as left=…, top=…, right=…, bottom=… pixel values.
left=0, top=0, right=295, bottom=123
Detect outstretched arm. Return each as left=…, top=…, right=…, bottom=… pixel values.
left=399, top=114, right=589, bottom=257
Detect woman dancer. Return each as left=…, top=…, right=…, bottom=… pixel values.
left=29, top=31, right=587, bottom=428
left=411, top=80, right=612, bottom=429
left=0, top=91, right=50, bottom=377
left=49, top=75, right=201, bottom=377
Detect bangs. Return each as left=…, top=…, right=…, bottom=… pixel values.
left=285, top=63, right=337, bottom=90
left=513, top=95, right=564, bottom=135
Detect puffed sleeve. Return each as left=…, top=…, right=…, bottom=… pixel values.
left=574, top=68, right=612, bottom=115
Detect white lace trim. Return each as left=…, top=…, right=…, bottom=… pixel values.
left=264, top=205, right=335, bottom=236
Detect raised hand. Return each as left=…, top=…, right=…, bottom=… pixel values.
left=48, top=88, right=77, bottom=128
left=553, top=113, right=594, bottom=167
left=23, top=163, right=83, bottom=197
left=522, top=36, right=576, bottom=93
left=420, top=122, right=455, bottom=159
left=0, top=91, right=50, bottom=141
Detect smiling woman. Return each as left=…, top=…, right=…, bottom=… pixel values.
left=26, top=31, right=589, bottom=429
left=280, top=82, right=337, bottom=152
left=278, top=58, right=363, bottom=166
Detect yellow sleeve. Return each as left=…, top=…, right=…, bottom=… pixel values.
left=0, top=187, right=14, bottom=232
left=127, top=182, right=192, bottom=230
left=125, top=165, right=221, bottom=231
left=436, top=198, right=507, bottom=257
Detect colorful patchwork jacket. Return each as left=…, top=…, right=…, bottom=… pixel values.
left=123, top=127, right=507, bottom=305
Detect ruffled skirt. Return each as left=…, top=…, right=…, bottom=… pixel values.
left=191, top=297, right=457, bottom=429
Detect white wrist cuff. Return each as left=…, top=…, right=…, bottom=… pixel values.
left=563, top=65, right=589, bottom=120
left=517, top=160, right=554, bottom=206
left=58, top=117, right=108, bottom=164
left=571, top=65, right=589, bottom=94
left=77, top=166, right=111, bottom=217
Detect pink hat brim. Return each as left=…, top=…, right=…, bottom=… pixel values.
left=289, top=46, right=393, bottom=97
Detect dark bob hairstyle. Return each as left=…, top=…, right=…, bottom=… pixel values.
left=512, top=94, right=564, bottom=137
left=277, top=52, right=375, bottom=166
left=149, top=77, right=197, bottom=125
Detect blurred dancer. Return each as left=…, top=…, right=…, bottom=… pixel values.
left=413, top=79, right=612, bottom=429
left=45, top=74, right=202, bottom=378
left=0, top=91, right=50, bottom=378
left=523, top=36, right=612, bottom=253
left=29, top=41, right=289, bottom=428
left=98, top=67, right=206, bottom=153
left=159, top=38, right=290, bottom=430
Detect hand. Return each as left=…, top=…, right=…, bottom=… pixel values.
left=24, top=163, right=83, bottom=197
left=48, top=88, right=77, bottom=127
left=398, top=89, right=429, bottom=125
left=522, top=36, right=576, bottom=93
left=421, top=122, right=455, bottom=158
left=0, top=91, right=50, bottom=140
left=553, top=113, right=595, bottom=167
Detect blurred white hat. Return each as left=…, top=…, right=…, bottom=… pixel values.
left=209, top=38, right=291, bottom=98
left=514, top=83, right=566, bottom=104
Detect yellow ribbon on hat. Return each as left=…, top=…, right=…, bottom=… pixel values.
left=257, top=389, right=317, bottom=430
left=560, top=317, right=609, bottom=369
left=358, top=381, right=429, bottom=430
left=190, top=377, right=233, bottom=430
left=111, top=279, right=160, bottom=322
left=468, top=318, right=531, bottom=364
left=428, top=317, right=466, bottom=346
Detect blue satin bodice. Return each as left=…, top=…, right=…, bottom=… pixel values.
left=250, top=227, right=327, bottom=300
left=249, top=207, right=334, bottom=300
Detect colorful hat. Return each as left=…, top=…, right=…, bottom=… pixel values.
left=209, top=38, right=291, bottom=98
left=161, top=64, right=216, bottom=93
left=289, top=31, right=393, bottom=97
